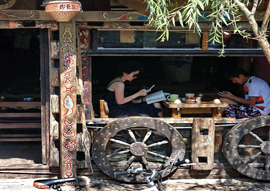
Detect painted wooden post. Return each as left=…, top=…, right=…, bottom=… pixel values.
left=59, top=19, right=77, bottom=178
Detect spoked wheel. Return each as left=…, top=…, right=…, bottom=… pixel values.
left=223, top=116, right=270, bottom=181
left=92, top=117, right=186, bottom=183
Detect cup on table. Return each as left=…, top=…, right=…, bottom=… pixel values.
left=167, top=94, right=179, bottom=102
left=185, top=93, right=194, bottom=101
left=196, top=97, right=201, bottom=103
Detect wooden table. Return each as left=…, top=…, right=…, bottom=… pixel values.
left=162, top=101, right=228, bottom=118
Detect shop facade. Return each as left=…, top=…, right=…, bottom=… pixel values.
left=0, top=0, right=269, bottom=182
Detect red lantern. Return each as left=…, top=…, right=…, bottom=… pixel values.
left=42, top=0, right=82, bottom=22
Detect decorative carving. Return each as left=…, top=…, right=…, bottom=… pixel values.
left=0, top=10, right=38, bottom=19
left=60, top=27, right=75, bottom=43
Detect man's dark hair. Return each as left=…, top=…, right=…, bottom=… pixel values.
left=225, top=66, right=251, bottom=80
left=116, top=60, right=144, bottom=77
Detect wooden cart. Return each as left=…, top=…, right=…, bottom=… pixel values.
left=87, top=110, right=270, bottom=182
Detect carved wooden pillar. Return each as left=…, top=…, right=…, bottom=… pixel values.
left=59, top=19, right=77, bottom=178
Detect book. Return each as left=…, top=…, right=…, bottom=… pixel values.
left=145, top=90, right=167, bottom=104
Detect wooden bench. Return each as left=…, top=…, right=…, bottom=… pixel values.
left=0, top=102, right=41, bottom=142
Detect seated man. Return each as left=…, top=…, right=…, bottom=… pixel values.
left=218, top=66, right=270, bottom=119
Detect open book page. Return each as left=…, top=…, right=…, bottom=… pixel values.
left=145, top=90, right=167, bottom=104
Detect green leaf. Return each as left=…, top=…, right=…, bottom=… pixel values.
left=198, top=1, right=204, bottom=10
left=166, top=29, right=169, bottom=41
left=178, top=12, right=184, bottom=27
left=221, top=16, right=228, bottom=26
left=195, top=7, right=202, bottom=16
left=172, top=17, right=175, bottom=26
left=157, top=31, right=165, bottom=41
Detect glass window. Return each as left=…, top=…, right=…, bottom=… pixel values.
left=97, top=30, right=201, bottom=49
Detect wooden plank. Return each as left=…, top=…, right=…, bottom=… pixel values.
left=0, top=138, right=41, bottom=142
left=40, top=28, right=51, bottom=165
left=202, top=30, right=209, bottom=51
left=0, top=134, right=40, bottom=138
left=87, top=117, right=245, bottom=125
left=0, top=102, right=41, bottom=108
left=0, top=113, right=41, bottom=117
left=0, top=123, right=40, bottom=129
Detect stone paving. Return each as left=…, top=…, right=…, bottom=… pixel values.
left=0, top=140, right=270, bottom=190
left=1, top=177, right=269, bottom=191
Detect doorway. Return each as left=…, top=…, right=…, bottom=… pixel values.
left=0, top=29, right=42, bottom=165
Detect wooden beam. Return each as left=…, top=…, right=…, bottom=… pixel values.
left=0, top=10, right=266, bottom=22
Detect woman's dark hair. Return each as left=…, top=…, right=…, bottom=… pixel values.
left=225, top=66, right=251, bottom=80
left=116, top=60, right=144, bottom=77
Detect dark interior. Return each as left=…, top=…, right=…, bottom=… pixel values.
left=91, top=56, right=268, bottom=117
left=0, top=29, right=40, bottom=101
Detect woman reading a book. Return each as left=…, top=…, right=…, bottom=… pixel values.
left=103, top=61, right=162, bottom=118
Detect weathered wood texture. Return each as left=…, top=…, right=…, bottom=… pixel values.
left=76, top=27, right=91, bottom=169
left=48, top=27, right=60, bottom=168
left=87, top=117, right=245, bottom=124
left=202, top=30, right=209, bottom=51
left=0, top=10, right=267, bottom=32
left=191, top=118, right=215, bottom=170
left=49, top=28, right=91, bottom=170
left=40, top=28, right=50, bottom=165
left=50, top=65, right=60, bottom=87
left=50, top=95, right=59, bottom=113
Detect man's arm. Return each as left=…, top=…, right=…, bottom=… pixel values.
left=218, top=91, right=258, bottom=105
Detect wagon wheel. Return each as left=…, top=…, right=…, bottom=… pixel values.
left=223, top=116, right=270, bottom=181
left=92, top=117, right=186, bottom=183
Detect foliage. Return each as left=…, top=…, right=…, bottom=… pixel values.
left=144, top=0, right=269, bottom=56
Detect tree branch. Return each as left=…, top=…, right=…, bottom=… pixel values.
left=251, top=0, right=258, bottom=14
left=233, top=0, right=259, bottom=37
left=261, top=0, right=270, bottom=32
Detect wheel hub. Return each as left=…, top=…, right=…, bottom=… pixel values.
left=260, top=141, right=270, bottom=154
left=130, top=142, right=148, bottom=156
